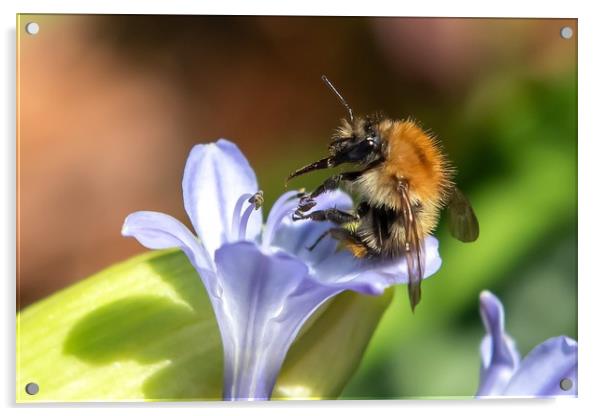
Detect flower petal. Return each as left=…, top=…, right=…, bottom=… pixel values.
left=476, top=291, right=521, bottom=396
left=182, top=139, right=262, bottom=257
left=213, top=242, right=340, bottom=400
left=269, top=189, right=443, bottom=293
left=503, top=336, right=577, bottom=397
left=313, top=235, right=442, bottom=296
left=121, top=211, right=216, bottom=292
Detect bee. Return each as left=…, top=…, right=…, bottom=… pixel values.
left=287, top=76, right=479, bottom=311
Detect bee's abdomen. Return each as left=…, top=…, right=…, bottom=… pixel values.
left=352, top=205, right=408, bottom=259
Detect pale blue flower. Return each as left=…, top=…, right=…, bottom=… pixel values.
left=476, top=290, right=577, bottom=397
left=122, top=139, right=442, bottom=400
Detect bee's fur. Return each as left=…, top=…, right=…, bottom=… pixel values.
left=354, top=118, right=453, bottom=236
left=314, top=116, right=450, bottom=257
left=288, top=90, right=476, bottom=310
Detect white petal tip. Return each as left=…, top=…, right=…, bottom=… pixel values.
left=121, top=217, right=132, bottom=237
left=479, top=290, right=496, bottom=304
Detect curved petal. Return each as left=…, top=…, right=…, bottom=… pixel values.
left=503, top=336, right=577, bottom=397
left=182, top=139, right=262, bottom=257
left=121, top=211, right=216, bottom=292
left=476, top=291, right=521, bottom=397
left=268, top=188, right=443, bottom=295
left=272, top=188, right=443, bottom=294
left=313, top=235, right=442, bottom=296
left=213, top=242, right=340, bottom=400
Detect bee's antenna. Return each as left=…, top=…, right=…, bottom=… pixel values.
left=321, top=75, right=354, bottom=123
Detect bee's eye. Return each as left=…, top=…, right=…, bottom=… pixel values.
left=366, top=135, right=380, bottom=148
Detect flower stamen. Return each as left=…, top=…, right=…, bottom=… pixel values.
left=238, top=191, right=264, bottom=240
left=231, top=193, right=253, bottom=240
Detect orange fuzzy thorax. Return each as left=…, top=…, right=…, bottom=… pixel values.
left=380, top=119, right=452, bottom=206
left=351, top=119, right=453, bottom=237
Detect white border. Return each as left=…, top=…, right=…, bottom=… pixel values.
left=3, top=1, right=600, bottom=415
left=6, top=0, right=583, bottom=17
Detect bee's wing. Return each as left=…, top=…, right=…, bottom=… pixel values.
left=398, top=180, right=426, bottom=311
left=446, top=186, right=479, bottom=242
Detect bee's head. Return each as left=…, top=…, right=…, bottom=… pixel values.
left=286, top=76, right=383, bottom=184
left=329, top=114, right=384, bottom=165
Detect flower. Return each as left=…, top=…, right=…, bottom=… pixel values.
left=476, top=290, right=577, bottom=397
left=122, top=139, right=442, bottom=401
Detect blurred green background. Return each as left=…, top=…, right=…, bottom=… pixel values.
left=18, top=15, right=576, bottom=398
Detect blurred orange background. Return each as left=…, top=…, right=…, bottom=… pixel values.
left=17, top=15, right=575, bottom=306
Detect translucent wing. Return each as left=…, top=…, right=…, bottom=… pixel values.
left=398, top=180, right=426, bottom=311
left=447, top=186, right=479, bottom=242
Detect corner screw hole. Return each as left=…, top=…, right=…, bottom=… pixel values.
left=25, top=22, right=40, bottom=36
left=559, top=378, right=573, bottom=391
left=560, top=26, right=573, bottom=40
left=25, top=382, right=39, bottom=395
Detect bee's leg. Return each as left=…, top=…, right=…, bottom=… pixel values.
left=307, top=229, right=332, bottom=251
left=307, top=227, right=360, bottom=251
left=297, top=170, right=365, bottom=213
left=307, top=227, right=370, bottom=258
left=311, top=171, right=364, bottom=198
left=293, top=208, right=359, bottom=224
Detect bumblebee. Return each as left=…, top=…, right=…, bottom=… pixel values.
left=287, top=76, right=479, bottom=311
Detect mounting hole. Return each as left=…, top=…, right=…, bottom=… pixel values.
left=25, top=382, right=39, bottom=395
left=559, top=378, right=573, bottom=391
left=25, top=22, right=39, bottom=35
left=560, top=26, right=573, bottom=40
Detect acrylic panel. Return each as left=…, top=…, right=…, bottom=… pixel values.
left=16, top=14, right=577, bottom=402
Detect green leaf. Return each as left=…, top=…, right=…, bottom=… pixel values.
left=17, top=249, right=392, bottom=402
